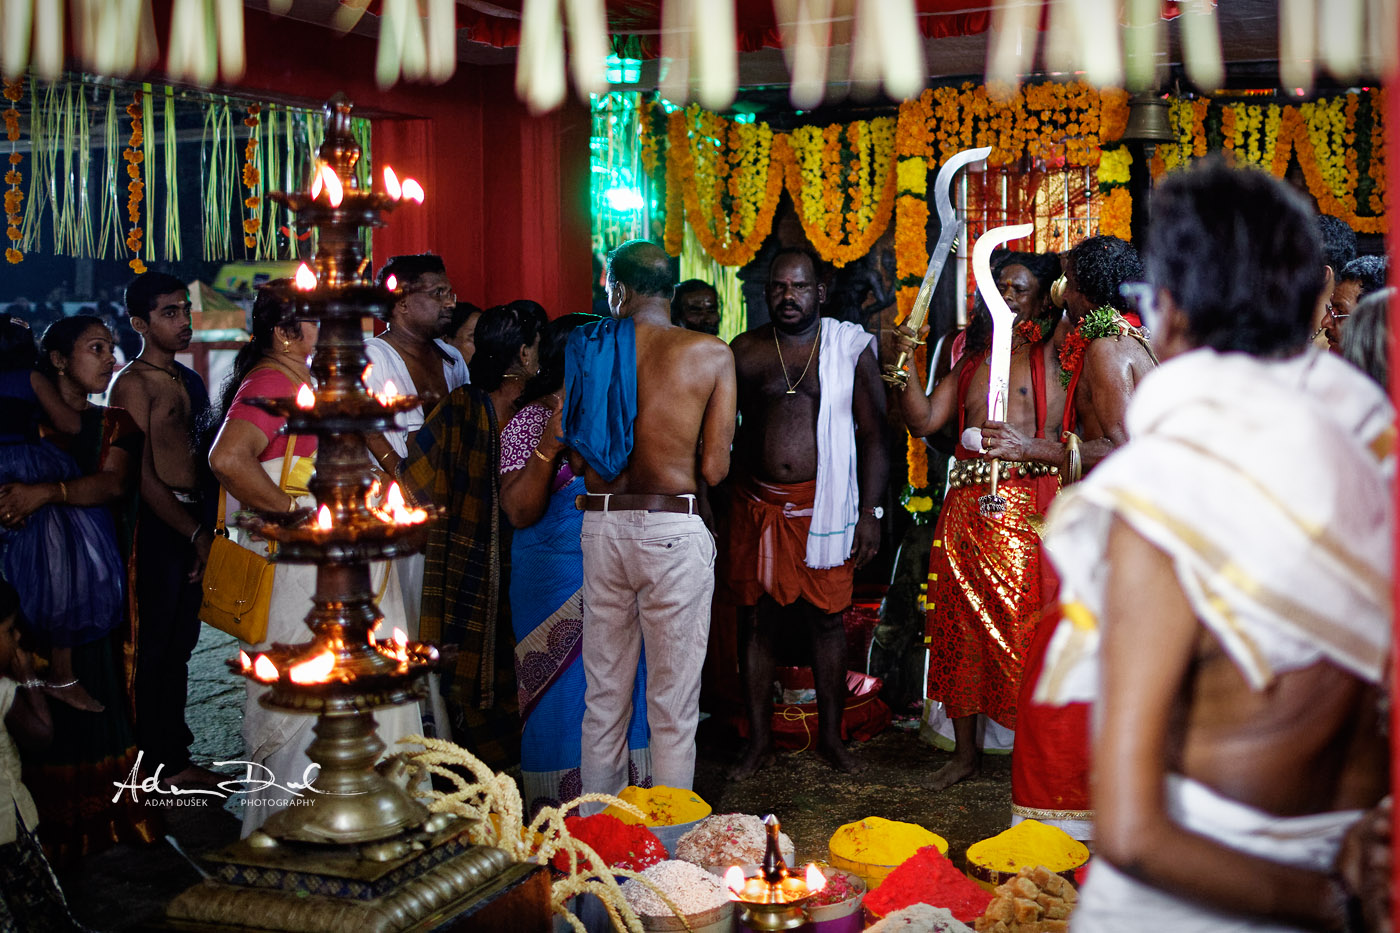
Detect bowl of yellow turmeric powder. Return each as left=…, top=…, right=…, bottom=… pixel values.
left=600, top=785, right=713, bottom=857
left=826, top=816, right=948, bottom=892
left=963, top=819, right=1089, bottom=891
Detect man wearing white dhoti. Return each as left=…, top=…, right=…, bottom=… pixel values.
left=1037, top=161, right=1392, bottom=932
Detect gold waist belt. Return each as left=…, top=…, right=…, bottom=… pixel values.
left=948, top=458, right=1059, bottom=490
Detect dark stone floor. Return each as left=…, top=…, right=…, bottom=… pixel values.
left=54, top=625, right=1012, bottom=931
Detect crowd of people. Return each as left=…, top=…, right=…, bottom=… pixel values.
left=0, top=157, right=1392, bottom=931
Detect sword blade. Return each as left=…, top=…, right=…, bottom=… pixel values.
left=971, top=222, right=1035, bottom=421
left=901, top=146, right=992, bottom=334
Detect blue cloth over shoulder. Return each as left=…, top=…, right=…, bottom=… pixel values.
left=563, top=316, right=637, bottom=483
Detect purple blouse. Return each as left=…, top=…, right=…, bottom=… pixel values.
left=500, top=401, right=573, bottom=493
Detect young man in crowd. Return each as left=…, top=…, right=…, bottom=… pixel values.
left=110, top=271, right=222, bottom=790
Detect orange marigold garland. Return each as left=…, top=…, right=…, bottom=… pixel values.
left=1369, top=87, right=1386, bottom=216
left=242, top=104, right=261, bottom=251
left=124, top=91, right=146, bottom=274
left=776, top=116, right=897, bottom=268
left=671, top=105, right=782, bottom=267
left=662, top=110, right=686, bottom=255
left=3, top=77, right=23, bottom=264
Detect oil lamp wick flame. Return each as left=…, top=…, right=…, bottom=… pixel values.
left=724, top=866, right=745, bottom=896
left=294, top=262, right=317, bottom=291
left=383, top=165, right=401, bottom=200
left=295, top=383, right=315, bottom=409
left=805, top=863, right=825, bottom=893
left=316, top=505, right=333, bottom=530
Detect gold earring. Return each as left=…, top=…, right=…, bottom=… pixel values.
left=282, top=339, right=291, bottom=351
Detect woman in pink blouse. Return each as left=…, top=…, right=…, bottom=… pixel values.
left=208, top=281, right=319, bottom=835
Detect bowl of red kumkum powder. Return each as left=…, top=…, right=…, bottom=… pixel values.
left=861, top=845, right=992, bottom=927
left=549, top=813, right=668, bottom=876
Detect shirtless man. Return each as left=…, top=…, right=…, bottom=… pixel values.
left=895, top=252, right=1067, bottom=791
left=110, top=271, right=222, bottom=789
left=981, top=236, right=1155, bottom=476
left=1042, top=160, right=1391, bottom=932
left=567, top=240, right=736, bottom=803
left=726, top=248, right=886, bottom=779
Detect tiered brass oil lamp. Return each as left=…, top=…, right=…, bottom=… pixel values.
left=164, top=95, right=529, bottom=931
left=725, top=815, right=827, bottom=931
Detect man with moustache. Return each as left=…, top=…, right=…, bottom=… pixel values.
left=894, top=252, right=1067, bottom=792
left=671, top=280, right=721, bottom=336
left=726, top=247, right=887, bottom=779
left=110, top=271, right=222, bottom=789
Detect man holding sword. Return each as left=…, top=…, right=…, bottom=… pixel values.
left=894, top=236, right=1066, bottom=792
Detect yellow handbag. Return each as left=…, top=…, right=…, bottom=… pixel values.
left=199, top=438, right=298, bottom=645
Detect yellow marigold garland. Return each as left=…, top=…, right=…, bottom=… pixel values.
left=666, top=105, right=782, bottom=267
left=3, top=77, right=23, bottom=264
left=775, top=116, right=897, bottom=268
left=124, top=91, right=146, bottom=274
left=662, top=110, right=686, bottom=255
left=242, top=104, right=261, bottom=250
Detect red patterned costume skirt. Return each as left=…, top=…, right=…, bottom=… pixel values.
left=925, top=469, right=1059, bottom=730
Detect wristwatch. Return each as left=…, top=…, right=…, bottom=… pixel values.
left=865, top=506, right=884, bottom=520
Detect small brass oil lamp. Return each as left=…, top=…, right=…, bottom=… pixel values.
left=725, top=815, right=826, bottom=931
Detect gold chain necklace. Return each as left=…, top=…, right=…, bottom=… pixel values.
left=773, top=320, right=821, bottom=395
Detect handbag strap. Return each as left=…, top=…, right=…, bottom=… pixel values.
left=215, top=434, right=300, bottom=545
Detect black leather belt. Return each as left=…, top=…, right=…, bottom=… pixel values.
left=575, top=493, right=697, bottom=515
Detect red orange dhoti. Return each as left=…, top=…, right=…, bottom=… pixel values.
left=727, top=477, right=854, bottom=615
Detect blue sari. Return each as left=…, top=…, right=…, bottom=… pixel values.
left=510, top=469, right=651, bottom=818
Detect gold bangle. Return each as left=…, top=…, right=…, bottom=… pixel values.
left=58, top=481, right=67, bottom=503
left=1064, top=432, right=1083, bottom=484
left=533, top=448, right=555, bottom=464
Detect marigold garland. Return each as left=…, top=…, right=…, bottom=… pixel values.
left=1369, top=88, right=1387, bottom=215
left=242, top=104, right=261, bottom=251
left=3, top=77, right=22, bottom=264
left=670, top=105, right=783, bottom=268
left=775, top=116, right=897, bottom=268
left=124, top=91, right=146, bottom=274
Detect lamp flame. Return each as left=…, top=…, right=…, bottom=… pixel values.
left=294, top=262, right=317, bottom=291
left=384, top=274, right=398, bottom=293
left=310, top=164, right=324, bottom=200
left=369, top=622, right=382, bottom=645
left=238, top=650, right=252, bottom=671
left=724, top=866, right=745, bottom=895
left=319, top=164, right=344, bottom=207
left=253, top=655, right=279, bottom=681
left=401, top=178, right=424, bottom=203
left=296, top=384, right=315, bottom=409
left=383, top=481, right=428, bottom=525
left=375, top=379, right=400, bottom=406
left=383, top=166, right=401, bottom=200
left=804, top=863, right=825, bottom=893
left=316, top=505, right=333, bottom=530
left=289, top=650, right=336, bottom=684
left=362, top=363, right=374, bottom=385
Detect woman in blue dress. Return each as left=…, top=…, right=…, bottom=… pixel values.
left=497, top=313, right=651, bottom=816
left=0, top=315, right=123, bottom=714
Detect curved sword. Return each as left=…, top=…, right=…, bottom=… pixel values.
left=883, top=145, right=992, bottom=387
left=972, top=222, right=1034, bottom=516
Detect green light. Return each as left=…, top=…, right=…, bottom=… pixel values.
left=604, top=186, right=644, bottom=212
left=606, top=54, right=642, bottom=85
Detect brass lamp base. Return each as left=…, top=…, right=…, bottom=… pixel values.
left=260, top=707, right=428, bottom=845
left=165, top=822, right=527, bottom=933
left=737, top=902, right=810, bottom=930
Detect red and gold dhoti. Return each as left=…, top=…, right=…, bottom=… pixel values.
left=727, top=476, right=855, bottom=615
left=925, top=459, right=1059, bottom=729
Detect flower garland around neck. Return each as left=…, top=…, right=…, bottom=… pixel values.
left=1015, top=316, right=1054, bottom=347
left=1058, top=306, right=1122, bottom=387
left=3, top=76, right=22, bottom=264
